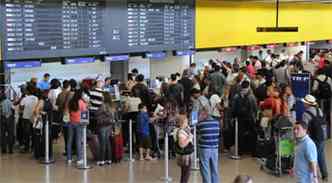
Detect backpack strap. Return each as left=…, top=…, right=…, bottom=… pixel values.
left=305, top=108, right=322, bottom=119
left=305, top=110, right=315, bottom=119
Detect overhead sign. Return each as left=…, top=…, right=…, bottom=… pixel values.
left=145, top=52, right=166, bottom=60
left=64, top=57, right=95, bottom=65
left=4, top=61, right=41, bottom=69
left=105, top=55, right=129, bottom=62
left=174, top=50, right=195, bottom=56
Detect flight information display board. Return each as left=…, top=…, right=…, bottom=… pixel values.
left=0, top=0, right=195, bottom=60
left=1, top=0, right=107, bottom=60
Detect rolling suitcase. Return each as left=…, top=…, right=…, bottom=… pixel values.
left=112, top=133, right=124, bottom=163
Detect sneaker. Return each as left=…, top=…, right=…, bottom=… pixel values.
left=107, top=160, right=112, bottom=165
left=67, top=160, right=72, bottom=164
left=76, top=160, right=83, bottom=166
left=97, top=161, right=105, bottom=166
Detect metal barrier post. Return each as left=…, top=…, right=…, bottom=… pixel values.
left=231, top=118, right=240, bottom=160
left=129, top=119, right=134, bottom=162
left=40, top=114, right=55, bottom=164
left=77, top=111, right=92, bottom=170
left=161, top=132, right=172, bottom=182
left=192, top=126, right=199, bottom=170
left=77, top=124, right=92, bottom=169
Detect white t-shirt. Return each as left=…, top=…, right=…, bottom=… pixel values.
left=20, top=95, right=38, bottom=120
left=48, top=88, right=62, bottom=110
left=125, top=96, right=142, bottom=112
left=210, top=94, right=221, bottom=117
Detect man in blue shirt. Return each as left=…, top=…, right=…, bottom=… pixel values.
left=197, top=107, right=221, bottom=183
left=293, top=121, right=319, bottom=183
left=37, top=73, right=50, bottom=91
left=136, top=103, right=154, bottom=161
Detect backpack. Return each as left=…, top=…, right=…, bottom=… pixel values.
left=305, top=108, right=327, bottom=143
left=315, top=76, right=332, bottom=99
left=235, top=94, right=252, bottom=118
left=175, top=128, right=194, bottom=155
left=255, top=83, right=267, bottom=102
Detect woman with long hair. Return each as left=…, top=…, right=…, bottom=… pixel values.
left=67, top=89, right=87, bottom=166
left=96, top=92, right=116, bottom=166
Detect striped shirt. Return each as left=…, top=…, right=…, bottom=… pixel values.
left=197, top=119, right=220, bottom=149
left=89, top=88, right=104, bottom=112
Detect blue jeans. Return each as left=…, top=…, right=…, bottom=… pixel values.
left=199, top=148, right=220, bottom=183
left=67, top=123, right=83, bottom=161
left=316, top=141, right=328, bottom=178
left=97, top=126, right=112, bottom=161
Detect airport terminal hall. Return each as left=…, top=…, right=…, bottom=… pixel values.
left=3, top=0, right=332, bottom=183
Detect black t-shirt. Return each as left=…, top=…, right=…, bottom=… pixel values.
left=178, top=78, right=193, bottom=103
left=131, top=83, right=152, bottom=109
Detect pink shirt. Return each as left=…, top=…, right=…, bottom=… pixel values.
left=70, top=99, right=87, bottom=124
left=247, top=64, right=256, bottom=78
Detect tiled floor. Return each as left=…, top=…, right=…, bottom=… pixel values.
left=0, top=141, right=331, bottom=183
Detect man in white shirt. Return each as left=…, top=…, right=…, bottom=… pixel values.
left=20, top=85, right=38, bottom=152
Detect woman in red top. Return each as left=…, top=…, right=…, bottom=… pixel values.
left=66, top=89, right=87, bottom=165
left=260, top=87, right=282, bottom=116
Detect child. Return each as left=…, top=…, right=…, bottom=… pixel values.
left=136, top=103, right=155, bottom=161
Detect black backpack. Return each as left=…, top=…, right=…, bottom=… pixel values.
left=235, top=94, right=252, bottom=118
left=305, top=108, right=327, bottom=143
left=255, top=83, right=267, bottom=102
left=314, top=76, right=332, bottom=99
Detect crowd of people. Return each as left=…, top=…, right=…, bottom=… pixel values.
left=0, top=48, right=332, bottom=183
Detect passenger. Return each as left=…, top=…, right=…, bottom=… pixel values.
left=208, top=84, right=222, bottom=121
left=197, top=107, right=221, bottom=183
left=273, top=60, right=289, bottom=86
left=136, top=103, right=154, bottom=161
left=178, top=69, right=193, bottom=110
left=0, top=94, right=14, bottom=154
left=37, top=73, right=50, bottom=91
left=48, top=79, right=62, bottom=142
left=293, top=121, right=319, bottom=183
left=208, top=64, right=226, bottom=96
left=174, top=114, right=193, bottom=183
left=89, top=77, right=105, bottom=132
left=32, top=90, right=53, bottom=159
left=95, top=92, right=115, bottom=166
left=67, top=89, right=88, bottom=166
left=231, top=81, right=257, bottom=155
left=131, top=74, right=152, bottom=112
left=56, top=80, right=73, bottom=156
left=19, top=85, right=38, bottom=153
left=167, top=73, right=184, bottom=107
left=302, top=95, right=328, bottom=181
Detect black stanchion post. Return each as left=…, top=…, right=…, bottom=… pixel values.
left=40, top=113, right=55, bottom=164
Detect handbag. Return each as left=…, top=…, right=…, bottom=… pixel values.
left=33, top=116, right=43, bottom=130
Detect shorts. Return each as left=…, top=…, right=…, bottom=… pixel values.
left=137, top=134, right=152, bottom=149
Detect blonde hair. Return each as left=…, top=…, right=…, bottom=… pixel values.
left=177, top=114, right=188, bottom=128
